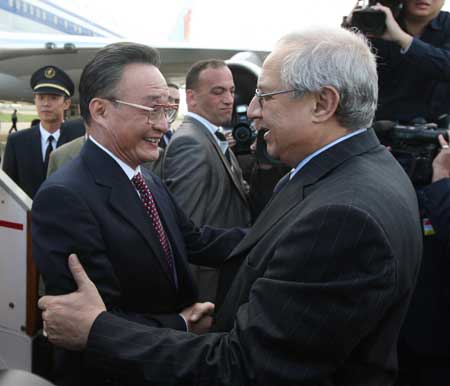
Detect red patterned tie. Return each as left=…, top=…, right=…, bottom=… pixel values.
left=131, top=173, right=174, bottom=273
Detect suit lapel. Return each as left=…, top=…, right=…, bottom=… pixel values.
left=81, top=140, right=175, bottom=285
left=29, top=126, right=45, bottom=180
left=228, top=150, right=250, bottom=202
left=229, top=129, right=381, bottom=257
left=187, top=117, right=248, bottom=204
left=229, top=171, right=305, bottom=257
left=57, top=124, right=68, bottom=147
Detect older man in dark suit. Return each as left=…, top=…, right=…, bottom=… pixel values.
left=39, top=27, right=422, bottom=386
left=2, top=66, right=84, bottom=198
left=162, top=60, right=251, bottom=302
left=32, top=43, right=245, bottom=386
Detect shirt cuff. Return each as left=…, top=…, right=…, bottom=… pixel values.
left=179, top=313, right=189, bottom=331
left=400, top=38, right=413, bottom=54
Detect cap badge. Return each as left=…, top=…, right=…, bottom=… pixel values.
left=44, top=67, right=56, bottom=79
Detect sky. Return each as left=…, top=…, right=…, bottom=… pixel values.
left=57, top=0, right=360, bottom=50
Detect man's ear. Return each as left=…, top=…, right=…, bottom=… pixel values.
left=186, top=89, right=196, bottom=108
left=63, top=98, right=72, bottom=111
left=311, top=86, right=340, bottom=123
left=89, top=98, right=109, bottom=125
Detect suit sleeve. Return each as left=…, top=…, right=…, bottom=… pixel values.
left=46, top=152, right=59, bottom=177
left=163, top=135, right=212, bottom=225
left=151, top=174, right=247, bottom=267
left=85, top=205, right=397, bottom=385
left=2, top=135, right=19, bottom=184
left=371, top=24, right=450, bottom=82
left=32, top=184, right=186, bottom=331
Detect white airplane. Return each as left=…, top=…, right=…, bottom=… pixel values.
left=0, top=31, right=267, bottom=103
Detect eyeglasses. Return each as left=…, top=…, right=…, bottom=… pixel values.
left=113, top=99, right=178, bottom=122
left=254, top=88, right=296, bottom=108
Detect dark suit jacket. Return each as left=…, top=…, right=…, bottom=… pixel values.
left=31, top=139, right=246, bottom=386
left=162, top=116, right=252, bottom=301
left=84, top=129, right=422, bottom=386
left=2, top=119, right=85, bottom=198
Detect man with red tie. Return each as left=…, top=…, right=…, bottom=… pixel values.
left=31, top=42, right=246, bottom=386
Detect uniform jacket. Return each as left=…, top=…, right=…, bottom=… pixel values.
left=2, top=120, right=84, bottom=198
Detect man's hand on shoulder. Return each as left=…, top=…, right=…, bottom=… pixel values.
left=38, top=254, right=106, bottom=351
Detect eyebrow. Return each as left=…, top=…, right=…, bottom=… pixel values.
left=211, top=86, right=235, bottom=92
left=142, top=94, right=168, bottom=104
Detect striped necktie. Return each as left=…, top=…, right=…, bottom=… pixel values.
left=131, top=173, right=174, bottom=277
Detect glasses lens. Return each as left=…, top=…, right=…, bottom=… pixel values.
left=166, top=108, right=177, bottom=121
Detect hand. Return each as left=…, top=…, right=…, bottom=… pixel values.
left=38, top=254, right=106, bottom=351
left=225, top=132, right=236, bottom=148
left=432, top=130, right=450, bottom=182
left=370, top=3, right=413, bottom=49
left=180, top=302, right=215, bottom=334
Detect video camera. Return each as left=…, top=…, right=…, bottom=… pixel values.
left=348, top=0, right=403, bottom=36
left=373, top=120, right=449, bottom=186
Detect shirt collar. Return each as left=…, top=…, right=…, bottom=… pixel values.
left=429, top=11, right=444, bottom=31
left=89, top=136, right=141, bottom=181
left=39, top=123, right=60, bottom=143
left=185, top=112, right=221, bottom=137
left=290, top=128, right=367, bottom=180
left=185, top=112, right=228, bottom=153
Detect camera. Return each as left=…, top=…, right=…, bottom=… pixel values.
left=348, top=0, right=403, bottom=35
left=231, top=105, right=257, bottom=155
left=373, top=120, right=449, bottom=186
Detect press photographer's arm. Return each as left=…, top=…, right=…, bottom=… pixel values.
left=347, top=0, right=450, bottom=124
left=415, top=131, right=450, bottom=238
left=370, top=3, right=413, bottom=49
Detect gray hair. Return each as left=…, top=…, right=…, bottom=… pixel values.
left=278, top=27, right=378, bottom=130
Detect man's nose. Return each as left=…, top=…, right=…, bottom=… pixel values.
left=223, top=90, right=234, bottom=104
left=154, top=115, right=169, bottom=133
left=247, top=95, right=261, bottom=122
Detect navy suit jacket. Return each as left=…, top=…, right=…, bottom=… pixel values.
left=2, top=119, right=85, bottom=198
left=31, top=139, right=245, bottom=385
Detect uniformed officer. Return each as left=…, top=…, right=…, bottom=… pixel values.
left=2, top=65, right=84, bottom=198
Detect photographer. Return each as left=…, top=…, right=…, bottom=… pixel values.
left=348, top=0, right=450, bottom=124
left=346, top=3, right=450, bottom=384
left=416, top=131, right=450, bottom=243
left=394, top=131, right=450, bottom=386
